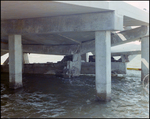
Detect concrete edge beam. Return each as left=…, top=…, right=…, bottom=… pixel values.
left=1, top=40, right=95, bottom=55
left=1, top=11, right=123, bottom=36
left=1, top=42, right=141, bottom=56
left=111, top=50, right=141, bottom=56
left=1, top=26, right=147, bottom=56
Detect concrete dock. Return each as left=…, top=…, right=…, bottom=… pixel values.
left=1, top=1, right=149, bottom=101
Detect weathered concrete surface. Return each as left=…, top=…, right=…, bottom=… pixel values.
left=111, top=50, right=141, bottom=56
left=1, top=1, right=149, bottom=26
left=95, top=31, right=111, bottom=101
left=1, top=25, right=148, bottom=56
left=141, top=36, right=149, bottom=82
left=9, top=35, right=23, bottom=89
left=64, top=53, right=81, bottom=78
left=1, top=11, right=123, bottom=36
left=1, top=63, right=66, bottom=75
left=1, top=62, right=126, bottom=75
left=56, top=1, right=149, bottom=26
left=111, top=62, right=126, bottom=74
left=111, top=26, right=149, bottom=46
left=81, top=62, right=95, bottom=74
left=81, top=62, right=126, bottom=74
left=1, top=39, right=95, bottom=55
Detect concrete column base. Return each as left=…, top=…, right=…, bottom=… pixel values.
left=96, top=93, right=111, bottom=102
left=95, top=83, right=111, bottom=102
left=9, top=73, right=23, bottom=89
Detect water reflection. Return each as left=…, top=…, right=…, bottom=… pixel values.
left=1, top=72, right=149, bottom=118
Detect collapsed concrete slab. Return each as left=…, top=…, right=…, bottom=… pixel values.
left=1, top=62, right=126, bottom=75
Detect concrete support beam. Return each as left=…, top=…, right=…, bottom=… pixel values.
left=111, top=25, right=149, bottom=46
left=64, top=53, right=81, bottom=78
left=141, top=36, right=149, bottom=82
left=95, top=31, right=111, bottom=101
left=80, top=62, right=126, bottom=74
left=1, top=11, right=123, bottom=36
left=111, top=50, right=141, bottom=56
left=23, top=44, right=80, bottom=55
left=1, top=62, right=127, bottom=75
left=123, top=26, right=132, bottom=30
left=1, top=40, right=95, bottom=55
left=9, top=35, right=23, bottom=89
left=2, top=26, right=148, bottom=55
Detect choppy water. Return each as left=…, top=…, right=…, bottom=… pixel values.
left=1, top=70, right=149, bottom=118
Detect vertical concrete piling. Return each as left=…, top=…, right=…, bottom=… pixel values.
left=72, top=53, right=81, bottom=76
left=81, top=53, right=88, bottom=62
left=65, top=53, right=81, bottom=78
left=9, top=35, right=23, bottom=89
left=95, top=31, right=111, bottom=101
left=141, top=36, right=149, bottom=82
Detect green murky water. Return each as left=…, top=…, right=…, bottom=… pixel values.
left=1, top=70, right=149, bottom=118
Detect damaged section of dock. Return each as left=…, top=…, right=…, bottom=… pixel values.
left=1, top=61, right=127, bottom=76
left=1, top=1, right=149, bottom=102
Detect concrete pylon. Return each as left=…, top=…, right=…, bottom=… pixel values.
left=64, top=53, right=81, bottom=78
left=9, top=35, right=23, bottom=89
left=141, top=36, right=149, bottom=82
left=81, top=53, right=88, bottom=62
left=95, top=31, right=111, bottom=101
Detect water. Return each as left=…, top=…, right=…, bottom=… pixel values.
left=1, top=70, right=149, bottom=118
